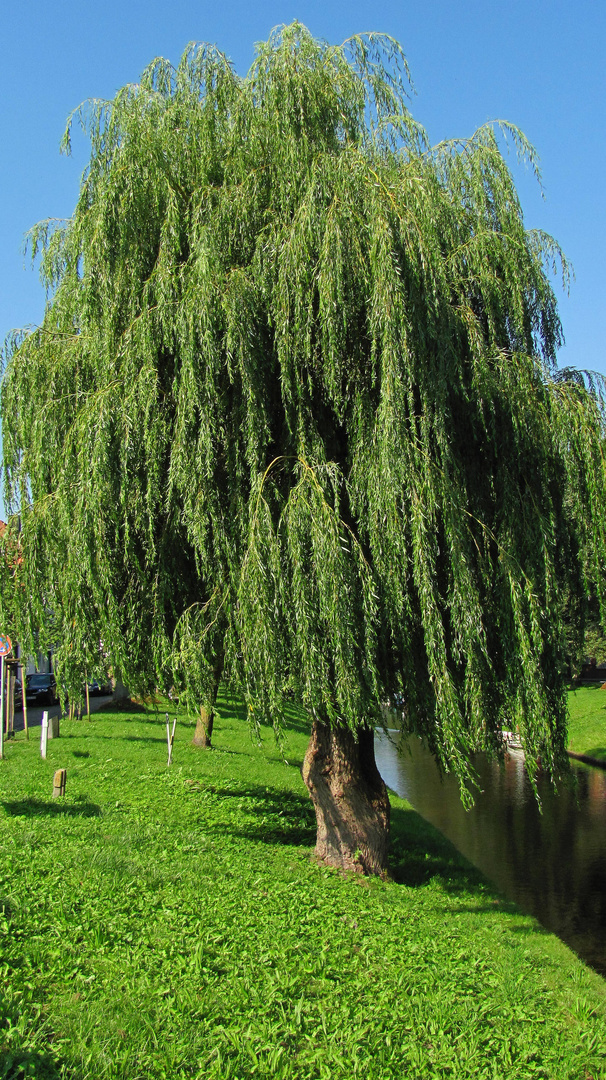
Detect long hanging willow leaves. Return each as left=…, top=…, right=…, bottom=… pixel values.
left=2, top=23, right=605, bottom=794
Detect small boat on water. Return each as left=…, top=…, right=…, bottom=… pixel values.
left=502, top=730, right=524, bottom=753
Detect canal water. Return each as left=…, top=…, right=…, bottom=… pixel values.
left=375, top=731, right=606, bottom=975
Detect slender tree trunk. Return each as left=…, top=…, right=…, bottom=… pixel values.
left=194, top=703, right=215, bottom=748
left=302, top=717, right=390, bottom=876
left=192, top=650, right=225, bottom=749
left=20, top=665, right=28, bottom=740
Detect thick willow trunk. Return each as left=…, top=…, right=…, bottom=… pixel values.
left=302, top=718, right=390, bottom=876
left=192, top=651, right=224, bottom=749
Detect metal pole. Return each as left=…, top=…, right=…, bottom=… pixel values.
left=8, top=668, right=14, bottom=735
left=20, top=663, right=29, bottom=740
left=0, top=656, right=4, bottom=760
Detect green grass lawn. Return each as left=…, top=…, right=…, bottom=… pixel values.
left=1, top=698, right=605, bottom=1080
left=567, top=684, right=606, bottom=761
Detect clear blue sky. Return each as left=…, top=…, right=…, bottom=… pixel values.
left=1, top=0, right=604, bottom=516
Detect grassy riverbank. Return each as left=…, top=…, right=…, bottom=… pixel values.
left=567, top=684, right=606, bottom=761
left=1, top=700, right=605, bottom=1080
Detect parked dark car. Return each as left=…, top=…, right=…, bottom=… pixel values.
left=25, top=672, right=58, bottom=706
left=14, top=680, right=22, bottom=710
left=86, top=679, right=112, bottom=696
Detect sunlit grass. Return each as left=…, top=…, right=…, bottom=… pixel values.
left=1, top=697, right=605, bottom=1079
left=567, top=684, right=606, bottom=761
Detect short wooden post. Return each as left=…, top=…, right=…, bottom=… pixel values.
left=41, top=712, right=48, bottom=760
left=48, top=715, right=60, bottom=739
left=52, top=768, right=67, bottom=798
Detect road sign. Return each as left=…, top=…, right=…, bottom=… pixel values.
left=0, top=635, right=11, bottom=657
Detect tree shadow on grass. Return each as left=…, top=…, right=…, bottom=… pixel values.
left=442, top=898, right=523, bottom=918
left=95, top=698, right=147, bottom=713
left=107, top=710, right=173, bottom=723
left=194, top=782, right=493, bottom=869
left=579, top=747, right=606, bottom=763
left=265, top=756, right=305, bottom=771
left=0, top=1049, right=62, bottom=1079
left=196, top=783, right=317, bottom=847
left=187, top=779, right=515, bottom=898
left=278, top=704, right=312, bottom=735
left=215, top=695, right=248, bottom=725
left=389, top=804, right=487, bottom=891
left=506, top=919, right=549, bottom=934
left=66, top=731, right=182, bottom=745
left=186, top=780, right=499, bottom=873
left=436, top=901, right=546, bottom=936
left=216, top=821, right=317, bottom=847
left=215, top=691, right=312, bottom=736
left=2, top=798, right=101, bottom=818
left=122, top=735, right=170, bottom=745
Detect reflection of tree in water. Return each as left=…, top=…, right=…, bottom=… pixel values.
left=377, top=734, right=606, bottom=974
left=587, top=767, right=606, bottom=820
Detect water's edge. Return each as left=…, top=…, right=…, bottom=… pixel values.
left=376, top=731, right=606, bottom=976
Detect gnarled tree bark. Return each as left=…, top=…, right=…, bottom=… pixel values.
left=302, top=717, right=390, bottom=876
left=193, top=702, right=214, bottom=748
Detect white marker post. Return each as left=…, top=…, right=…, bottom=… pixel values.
left=41, top=711, right=49, bottom=760
left=166, top=714, right=176, bottom=766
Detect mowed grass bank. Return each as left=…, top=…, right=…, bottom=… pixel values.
left=568, top=685, right=606, bottom=762
left=1, top=700, right=605, bottom=1080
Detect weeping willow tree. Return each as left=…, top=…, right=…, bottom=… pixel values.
left=3, top=24, right=606, bottom=873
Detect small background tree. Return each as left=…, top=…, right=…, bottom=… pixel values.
left=3, top=24, right=606, bottom=873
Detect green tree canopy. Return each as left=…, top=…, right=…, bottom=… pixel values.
left=3, top=24, right=606, bottom=868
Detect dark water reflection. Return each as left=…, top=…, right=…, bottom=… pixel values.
left=375, top=731, right=606, bottom=975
